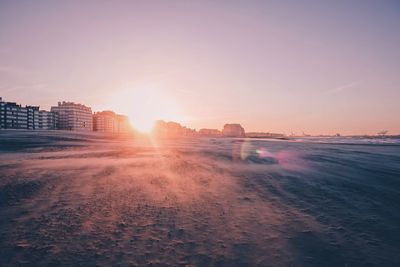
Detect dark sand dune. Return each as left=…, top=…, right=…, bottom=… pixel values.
left=0, top=130, right=400, bottom=266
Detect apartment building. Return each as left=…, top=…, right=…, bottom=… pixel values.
left=38, top=110, right=57, bottom=130
left=0, top=97, right=40, bottom=129
left=115, top=114, right=131, bottom=133
left=198, top=128, right=222, bottom=137
left=51, top=101, right=92, bottom=131
left=222, top=123, right=245, bottom=137
left=1, top=98, right=132, bottom=133
left=93, top=111, right=131, bottom=133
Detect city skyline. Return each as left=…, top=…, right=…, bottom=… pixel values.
left=2, top=96, right=398, bottom=137
left=1, top=1, right=399, bottom=135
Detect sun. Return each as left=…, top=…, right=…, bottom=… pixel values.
left=132, top=118, right=156, bottom=133
left=110, top=85, right=185, bottom=133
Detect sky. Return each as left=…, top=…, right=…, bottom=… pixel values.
left=0, top=0, right=399, bottom=135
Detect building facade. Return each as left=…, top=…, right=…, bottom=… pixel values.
left=51, top=101, right=92, bottom=131
left=0, top=97, right=40, bottom=129
left=93, top=111, right=115, bottom=132
left=153, top=120, right=196, bottom=137
left=115, top=114, right=131, bottom=133
left=222, top=123, right=245, bottom=137
left=198, top=128, right=222, bottom=137
left=38, top=110, right=57, bottom=130
left=93, top=111, right=131, bottom=133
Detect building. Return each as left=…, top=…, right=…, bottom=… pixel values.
left=93, top=111, right=131, bottom=133
left=115, top=114, right=131, bottom=133
left=51, top=101, right=92, bottom=131
left=0, top=97, right=40, bottom=129
left=27, top=106, right=39, bottom=129
left=245, top=132, right=285, bottom=138
left=153, top=120, right=196, bottom=137
left=38, top=110, right=57, bottom=130
left=198, top=128, right=222, bottom=137
left=93, top=111, right=115, bottom=132
left=222, top=123, right=245, bottom=137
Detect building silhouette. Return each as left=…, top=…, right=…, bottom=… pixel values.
left=222, top=123, right=245, bottom=137
left=115, top=114, right=131, bottom=133
left=198, top=128, right=222, bottom=137
left=0, top=97, right=134, bottom=133
left=93, top=111, right=131, bottom=133
left=153, top=120, right=196, bottom=137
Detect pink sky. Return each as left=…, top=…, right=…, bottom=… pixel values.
left=0, top=0, right=399, bottom=135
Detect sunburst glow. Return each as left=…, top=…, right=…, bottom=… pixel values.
left=110, top=85, right=185, bottom=133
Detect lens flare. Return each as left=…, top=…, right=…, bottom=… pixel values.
left=109, top=84, right=186, bottom=133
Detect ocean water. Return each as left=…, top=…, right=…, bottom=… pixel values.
left=0, top=131, right=399, bottom=266
left=292, top=136, right=400, bottom=145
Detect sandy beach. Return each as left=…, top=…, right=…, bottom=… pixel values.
left=0, top=130, right=399, bottom=266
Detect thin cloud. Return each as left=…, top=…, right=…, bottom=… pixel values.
left=325, top=80, right=362, bottom=95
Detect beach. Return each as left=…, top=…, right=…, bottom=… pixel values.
left=0, top=130, right=399, bottom=266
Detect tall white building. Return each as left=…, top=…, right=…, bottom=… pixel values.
left=51, top=101, right=92, bottom=131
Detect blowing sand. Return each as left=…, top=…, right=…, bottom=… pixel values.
left=0, top=130, right=399, bottom=266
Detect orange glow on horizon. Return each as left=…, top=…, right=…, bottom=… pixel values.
left=110, top=84, right=187, bottom=133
